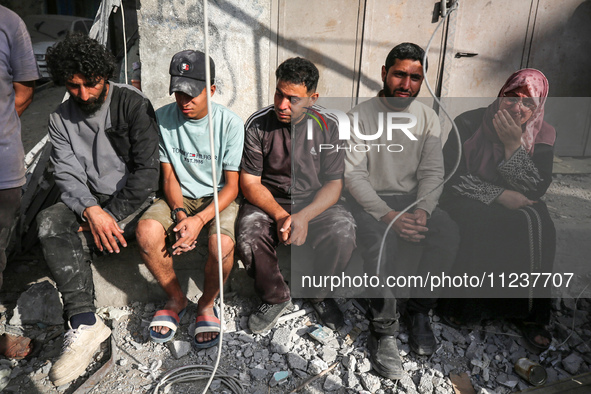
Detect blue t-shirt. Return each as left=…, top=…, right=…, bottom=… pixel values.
left=156, top=101, right=244, bottom=199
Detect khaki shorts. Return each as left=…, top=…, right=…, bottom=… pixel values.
left=140, top=196, right=239, bottom=244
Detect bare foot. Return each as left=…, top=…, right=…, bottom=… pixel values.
left=0, top=334, right=33, bottom=359
left=195, top=305, right=219, bottom=344
left=151, top=297, right=188, bottom=335
left=533, top=334, right=550, bottom=347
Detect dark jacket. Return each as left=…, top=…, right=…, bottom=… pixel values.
left=442, top=107, right=554, bottom=205
left=103, top=84, right=160, bottom=220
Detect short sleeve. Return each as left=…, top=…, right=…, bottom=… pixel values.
left=10, top=18, right=40, bottom=82
left=241, top=123, right=264, bottom=176
left=222, top=113, right=245, bottom=172
left=320, top=117, right=345, bottom=181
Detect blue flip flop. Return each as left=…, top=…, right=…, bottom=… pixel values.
left=149, top=308, right=186, bottom=343
left=192, top=307, right=221, bottom=349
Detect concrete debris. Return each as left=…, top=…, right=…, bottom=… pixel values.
left=3, top=249, right=591, bottom=393
left=96, top=306, right=130, bottom=321
left=168, top=340, right=191, bottom=359
left=137, top=359, right=163, bottom=381
left=398, top=373, right=417, bottom=392
left=497, top=372, right=519, bottom=389
left=250, top=367, right=268, bottom=380
left=561, top=352, right=584, bottom=374
left=359, top=372, right=381, bottom=392
left=271, top=326, right=294, bottom=354
left=127, top=338, right=143, bottom=351
left=243, top=346, right=254, bottom=358
left=418, top=373, right=434, bottom=393
left=344, top=370, right=360, bottom=389
left=320, top=347, right=338, bottom=364
left=404, top=360, right=420, bottom=372
left=287, top=353, right=308, bottom=371
left=323, top=374, right=343, bottom=391
left=356, top=358, right=372, bottom=373
left=308, top=358, right=328, bottom=375
left=0, top=368, right=11, bottom=391
left=342, top=354, right=357, bottom=371
left=9, top=281, right=63, bottom=326
left=440, top=325, right=467, bottom=346
left=237, top=332, right=255, bottom=343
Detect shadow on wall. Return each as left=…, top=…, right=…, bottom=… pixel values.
left=527, top=0, right=591, bottom=156
left=142, top=0, right=382, bottom=111
left=527, top=0, right=591, bottom=98
left=213, top=0, right=381, bottom=95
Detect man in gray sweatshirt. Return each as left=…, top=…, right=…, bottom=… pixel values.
left=344, top=43, right=459, bottom=379
left=36, top=33, right=159, bottom=386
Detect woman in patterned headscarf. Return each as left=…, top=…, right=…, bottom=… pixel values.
left=439, top=69, right=556, bottom=351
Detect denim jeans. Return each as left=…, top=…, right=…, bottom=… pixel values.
left=37, top=196, right=153, bottom=319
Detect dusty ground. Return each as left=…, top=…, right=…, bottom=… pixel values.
left=0, top=84, right=589, bottom=393
left=546, top=173, right=591, bottom=222
left=1, top=281, right=590, bottom=394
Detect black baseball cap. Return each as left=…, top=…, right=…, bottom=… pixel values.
left=169, top=50, right=215, bottom=97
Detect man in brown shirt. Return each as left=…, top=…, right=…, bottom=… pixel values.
left=237, top=57, right=356, bottom=333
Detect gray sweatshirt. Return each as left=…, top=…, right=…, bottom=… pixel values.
left=49, top=83, right=127, bottom=218
left=344, top=96, right=444, bottom=220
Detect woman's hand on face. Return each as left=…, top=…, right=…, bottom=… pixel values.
left=495, top=189, right=535, bottom=210
left=493, top=109, right=522, bottom=157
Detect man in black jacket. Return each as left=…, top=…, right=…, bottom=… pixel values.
left=36, top=33, right=159, bottom=386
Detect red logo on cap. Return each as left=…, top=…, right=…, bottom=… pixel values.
left=181, top=63, right=190, bottom=71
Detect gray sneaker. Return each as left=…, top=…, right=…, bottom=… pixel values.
left=249, top=300, right=293, bottom=334
left=49, top=315, right=111, bottom=386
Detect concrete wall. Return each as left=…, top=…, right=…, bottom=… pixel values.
left=136, top=0, right=591, bottom=155
left=138, top=0, right=272, bottom=119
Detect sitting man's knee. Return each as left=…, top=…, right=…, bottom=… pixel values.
left=327, top=213, right=357, bottom=247
left=37, top=204, right=71, bottom=240
left=209, top=234, right=235, bottom=260
left=135, top=219, right=163, bottom=249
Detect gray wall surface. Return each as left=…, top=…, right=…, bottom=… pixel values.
left=137, top=0, right=591, bottom=155
left=138, top=0, right=272, bottom=119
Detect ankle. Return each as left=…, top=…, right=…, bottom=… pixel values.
left=70, top=312, right=96, bottom=329
left=196, top=302, right=216, bottom=316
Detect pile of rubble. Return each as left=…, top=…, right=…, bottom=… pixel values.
left=0, top=279, right=589, bottom=393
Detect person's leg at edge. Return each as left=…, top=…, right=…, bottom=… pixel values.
left=136, top=218, right=188, bottom=336
left=0, top=187, right=21, bottom=290
left=0, top=188, right=34, bottom=359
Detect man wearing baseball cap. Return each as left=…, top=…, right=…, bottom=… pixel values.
left=136, top=50, right=244, bottom=349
